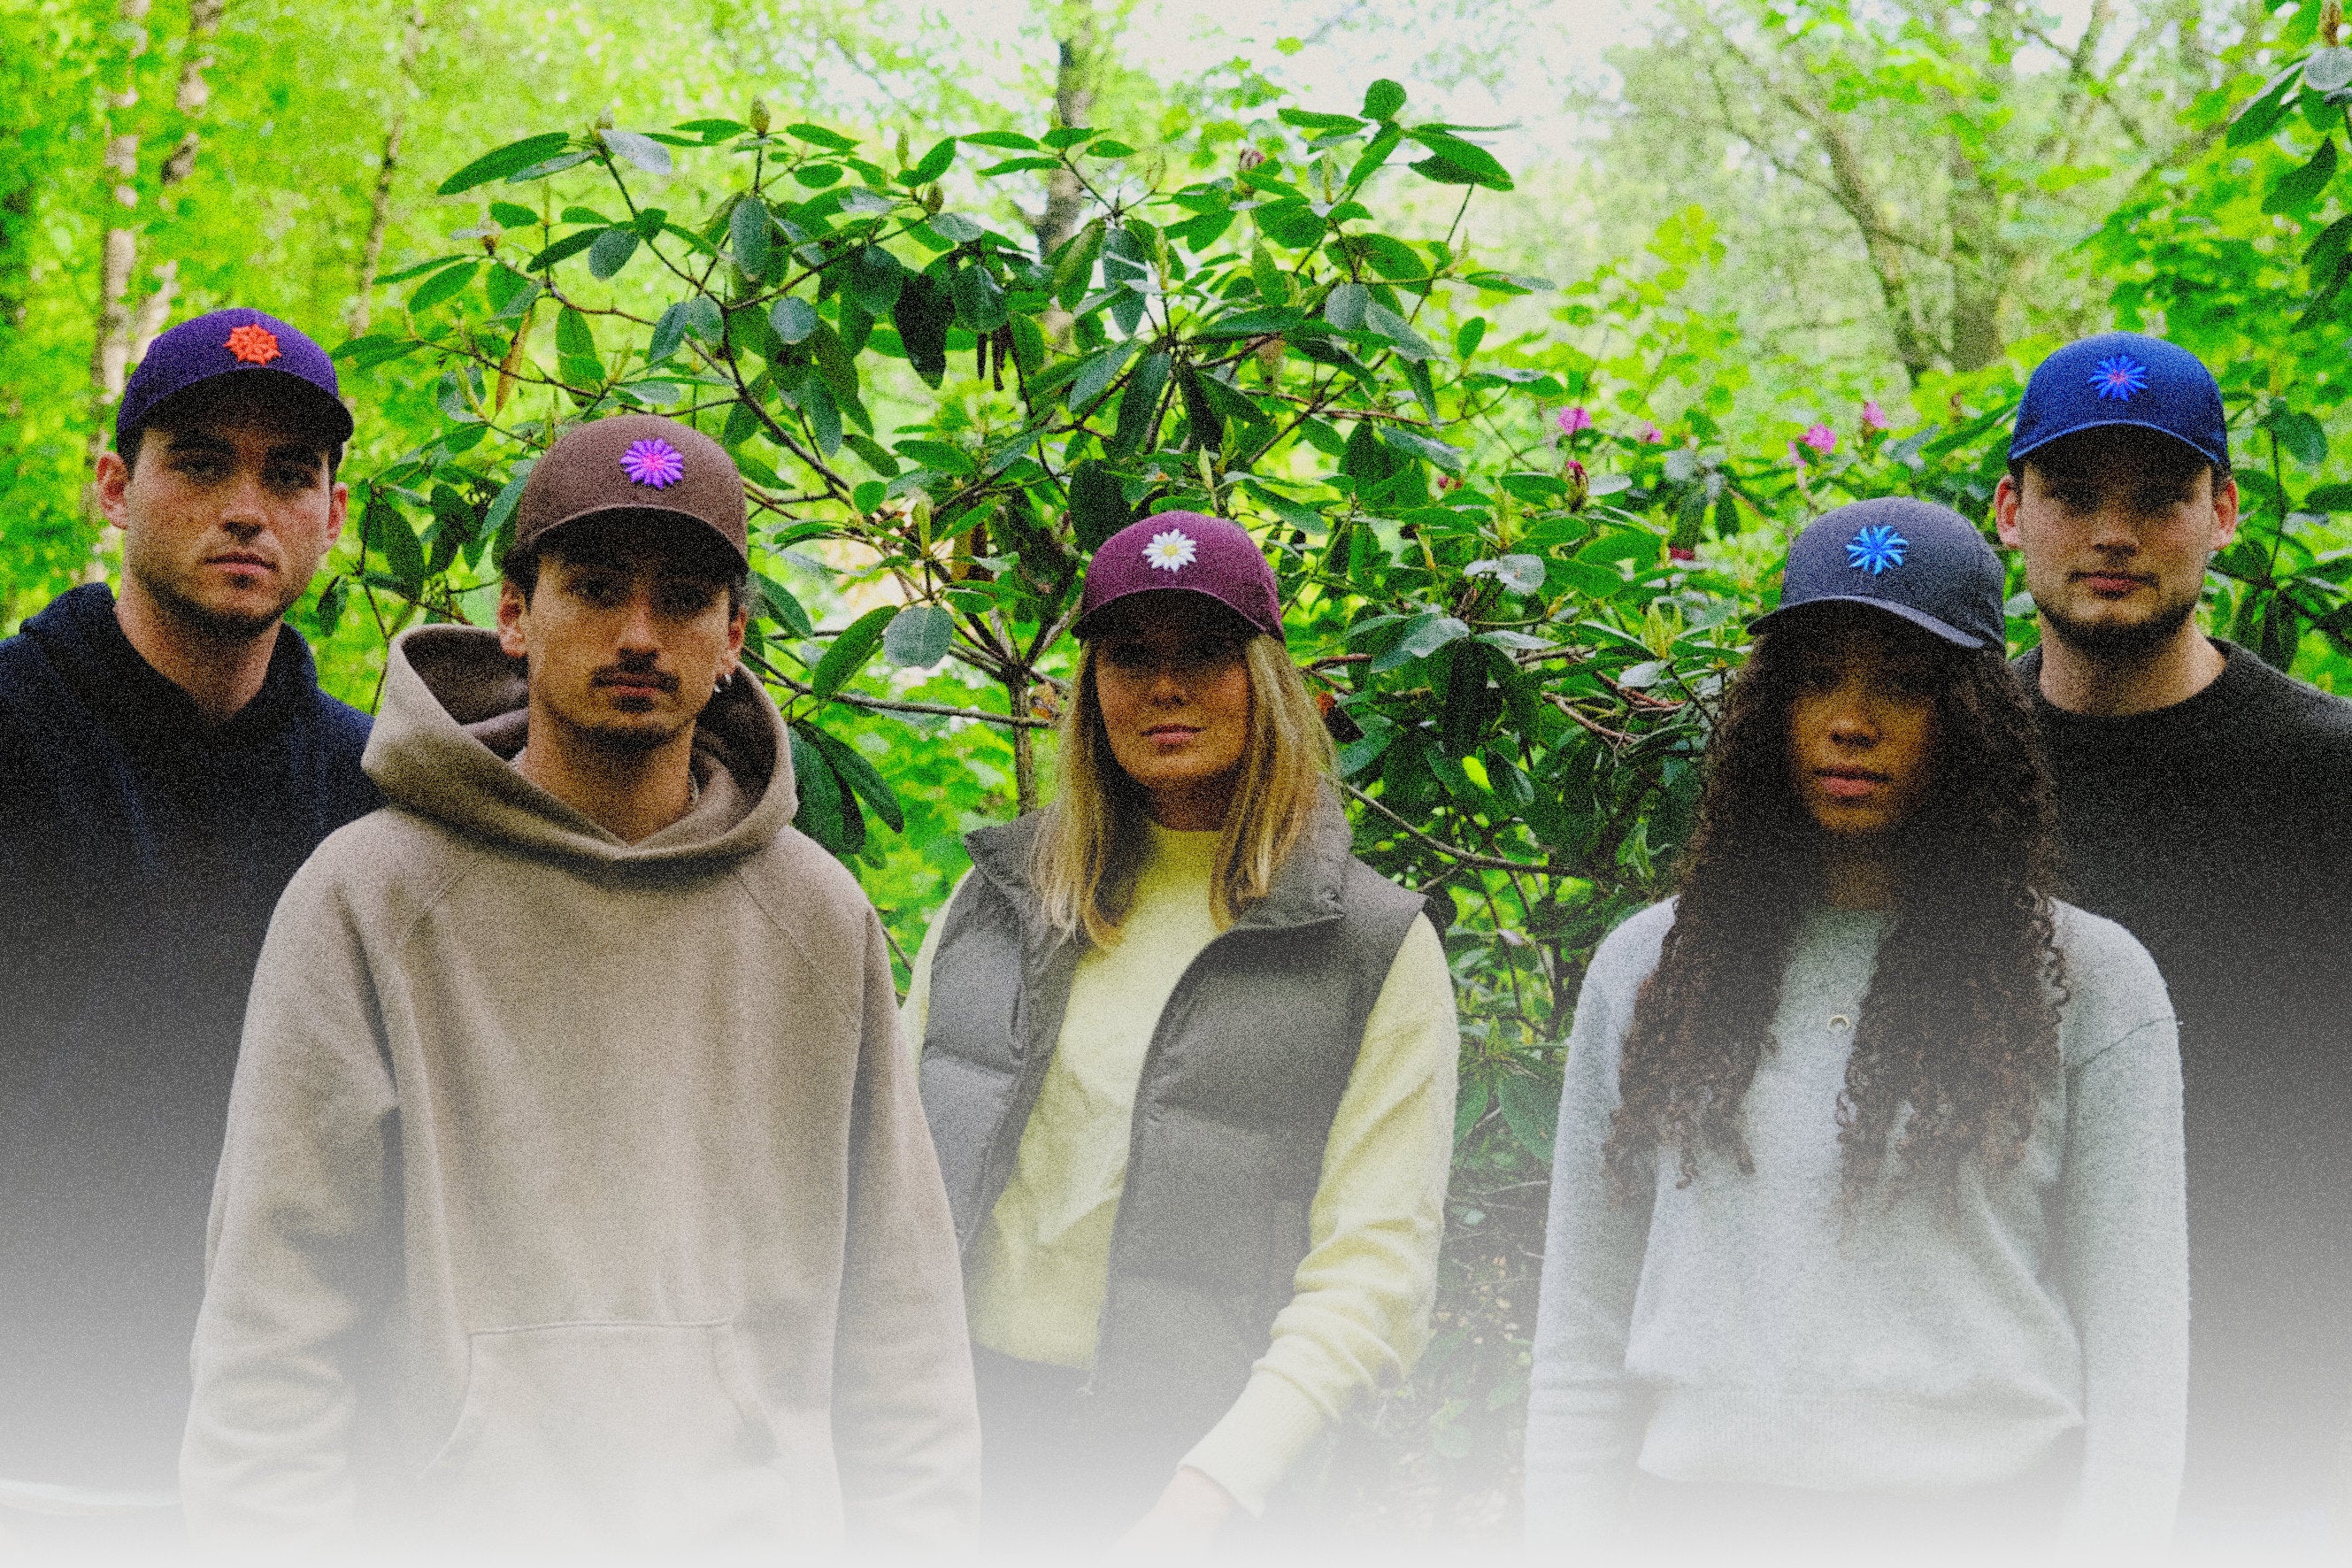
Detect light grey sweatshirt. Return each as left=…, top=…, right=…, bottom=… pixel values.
left=1525, top=898, right=2186, bottom=1551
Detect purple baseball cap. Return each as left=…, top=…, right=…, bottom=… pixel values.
left=1075, top=511, right=1284, bottom=642
left=116, top=307, right=353, bottom=448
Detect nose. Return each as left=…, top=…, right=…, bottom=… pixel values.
left=1825, top=678, right=1879, bottom=746
left=217, top=471, right=269, bottom=536
left=1144, top=661, right=1188, bottom=703
left=615, top=589, right=661, bottom=654
left=2086, top=502, right=2141, bottom=554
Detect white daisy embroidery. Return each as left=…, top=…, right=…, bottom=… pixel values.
left=1143, top=529, right=1198, bottom=573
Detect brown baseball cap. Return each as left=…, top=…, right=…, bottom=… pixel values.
left=511, top=413, right=748, bottom=567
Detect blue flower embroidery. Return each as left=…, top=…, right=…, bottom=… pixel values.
left=2090, top=355, right=2148, bottom=402
left=1846, top=524, right=1908, bottom=576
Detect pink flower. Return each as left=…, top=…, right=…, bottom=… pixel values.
left=1556, top=405, right=1592, bottom=434
left=1668, top=545, right=1696, bottom=563
left=1802, top=423, right=1837, bottom=454
left=1860, top=400, right=1888, bottom=433
left=1638, top=422, right=1664, bottom=443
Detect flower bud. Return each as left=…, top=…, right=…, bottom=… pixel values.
left=596, top=107, right=616, bottom=131
left=1563, top=456, right=1590, bottom=513
left=1237, top=148, right=1268, bottom=172
left=749, top=98, right=771, bottom=135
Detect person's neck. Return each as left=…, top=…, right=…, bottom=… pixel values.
left=515, top=713, right=698, bottom=844
left=2034, top=618, right=2225, bottom=718
left=1820, top=838, right=1898, bottom=912
left=1144, top=776, right=1235, bottom=833
left=112, top=579, right=279, bottom=726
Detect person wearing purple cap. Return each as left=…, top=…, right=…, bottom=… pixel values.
left=0, top=308, right=375, bottom=1549
left=179, top=413, right=980, bottom=1554
left=1996, top=333, right=2352, bottom=1539
left=1526, top=500, right=2186, bottom=1555
left=899, top=511, right=1461, bottom=1547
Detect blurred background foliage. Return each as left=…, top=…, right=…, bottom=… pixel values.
left=5, top=0, right=2350, bottom=1535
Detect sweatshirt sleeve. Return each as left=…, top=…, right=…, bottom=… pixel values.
left=2058, top=1006, right=2187, bottom=1549
left=180, top=860, right=399, bottom=1549
left=1523, top=924, right=1656, bottom=1548
left=833, top=908, right=983, bottom=1546
left=1179, top=914, right=1459, bottom=1514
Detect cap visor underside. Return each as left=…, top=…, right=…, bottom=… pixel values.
left=1749, top=595, right=1988, bottom=649
left=2010, top=416, right=2225, bottom=468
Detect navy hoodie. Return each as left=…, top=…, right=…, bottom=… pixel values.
left=0, top=583, right=376, bottom=1494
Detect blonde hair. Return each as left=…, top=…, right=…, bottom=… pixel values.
left=1034, top=634, right=1335, bottom=946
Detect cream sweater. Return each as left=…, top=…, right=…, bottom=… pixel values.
left=181, top=626, right=980, bottom=1553
left=903, top=823, right=1459, bottom=1513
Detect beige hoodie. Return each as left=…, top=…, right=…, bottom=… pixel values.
left=181, top=625, right=979, bottom=1554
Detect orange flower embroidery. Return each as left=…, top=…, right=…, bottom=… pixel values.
left=224, top=324, right=281, bottom=365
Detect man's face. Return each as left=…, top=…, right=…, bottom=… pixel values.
left=497, top=527, right=746, bottom=757
left=98, top=405, right=348, bottom=639
left=1995, top=431, right=2239, bottom=657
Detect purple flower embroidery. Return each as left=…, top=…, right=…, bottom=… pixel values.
left=620, top=437, right=686, bottom=488
left=2090, top=356, right=2148, bottom=402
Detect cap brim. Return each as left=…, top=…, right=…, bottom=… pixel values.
left=534, top=503, right=749, bottom=567
left=2010, top=417, right=2225, bottom=469
left=1749, top=595, right=1989, bottom=650
left=1073, top=584, right=1271, bottom=642
left=135, top=368, right=356, bottom=445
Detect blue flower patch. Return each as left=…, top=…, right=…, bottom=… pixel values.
left=1846, top=524, right=1908, bottom=576
left=2090, top=355, right=2148, bottom=402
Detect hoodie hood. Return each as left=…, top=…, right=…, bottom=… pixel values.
left=364, top=624, right=797, bottom=865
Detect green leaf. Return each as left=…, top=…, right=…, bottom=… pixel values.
left=1086, top=139, right=1137, bottom=158
left=800, top=377, right=843, bottom=456
left=786, top=122, right=860, bottom=151
left=756, top=573, right=814, bottom=636
left=1467, top=554, right=1546, bottom=595
left=894, top=438, right=977, bottom=475
left=957, top=131, right=1038, bottom=150
left=484, top=462, right=534, bottom=534
left=1067, top=458, right=1132, bottom=550
left=1109, top=350, right=1172, bottom=459
left=894, top=271, right=955, bottom=386
left=770, top=295, right=819, bottom=343
left=407, top=261, right=480, bottom=312
left=373, top=253, right=469, bottom=287
left=1379, top=424, right=1467, bottom=473
left=524, top=229, right=601, bottom=271
left=787, top=726, right=847, bottom=850
left=438, top=132, right=573, bottom=196
left=586, top=226, right=640, bottom=280
left=2264, top=135, right=2339, bottom=214
left=803, top=725, right=904, bottom=834
left=1402, top=357, right=1439, bottom=423
left=1364, top=299, right=1434, bottom=360
left=2228, top=64, right=2306, bottom=148
left=2307, top=214, right=2352, bottom=281
left=883, top=603, right=956, bottom=668
left=849, top=244, right=905, bottom=316
left=599, top=129, right=673, bottom=175
left=843, top=434, right=900, bottom=477
left=949, top=262, right=1008, bottom=331
left=930, top=212, right=987, bottom=243
left=730, top=196, right=774, bottom=278
left=811, top=604, right=896, bottom=698
left=1363, top=80, right=1407, bottom=121
left=980, top=156, right=1062, bottom=176
left=2302, top=482, right=2352, bottom=512
left=1250, top=244, right=1293, bottom=306
left=649, top=301, right=695, bottom=363
left=1068, top=342, right=1138, bottom=411
left=556, top=304, right=597, bottom=358
left=1279, top=108, right=1365, bottom=133
left=504, top=150, right=595, bottom=185
left=1326, top=281, right=1369, bottom=332
left=1345, top=124, right=1406, bottom=189
left=1042, top=126, right=1095, bottom=150
left=485, top=267, right=538, bottom=319
left=1370, top=612, right=1470, bottom=673
left=902, top=136, right=957, bottom=186
left=1496, top=1072, right=1558, bottom=1162
left=2271, top=409, right=2330, bottom=467
left=363, top=501, right=427, bottom=588
left=488, top=201, right=540, bottom=228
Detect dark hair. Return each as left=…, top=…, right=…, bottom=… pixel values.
left=1603, top=610, right=2066, bottom=1210
left=502, top=520, right=749, bottom=616
left=119, top=381, right=345, bottom=479
left=2008, top=423, right=2231, bottom=492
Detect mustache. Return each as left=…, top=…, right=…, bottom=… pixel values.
left=591, top=665, right=679, bottom=692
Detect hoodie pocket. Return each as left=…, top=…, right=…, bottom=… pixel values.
left=415, top=1320, right=810, bottom=1548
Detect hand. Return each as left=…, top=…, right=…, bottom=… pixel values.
left=1109, top=1466, right=1239, bottom=1556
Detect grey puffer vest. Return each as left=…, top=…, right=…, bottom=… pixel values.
left=918, top=791, right=1425, bottom=1462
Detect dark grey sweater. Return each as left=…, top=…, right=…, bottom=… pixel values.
left=1526, top=898, right=2185, bottom=1550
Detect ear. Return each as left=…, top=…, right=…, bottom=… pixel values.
left=496, top=580, right=530, bottom=660
left=718, top=600, right=748, bottom=683
left=323, top=479, right=350, bottom=550
left=2210, top=473, right=2241, bottom=550
left=94, top=450, right=133, bottom=529
left=1992, top=472, right=2024, bottom=549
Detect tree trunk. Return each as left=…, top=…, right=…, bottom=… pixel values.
left=1035, top=8, right=1098, bottom=261
left=348, top=3, right=429, bottom=335
left=85, top=0, right=227, bottom=580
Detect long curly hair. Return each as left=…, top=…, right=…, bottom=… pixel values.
left=1603, top=608, right=2065, bottom=1210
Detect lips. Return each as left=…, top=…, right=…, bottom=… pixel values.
left=594, top=670, right=676, bottom=696
left=1815, top=767, right=1888, bottom=802
left=207, top=553, right=274, bottom=573
left=2072, top=569, right=2155, bottom=595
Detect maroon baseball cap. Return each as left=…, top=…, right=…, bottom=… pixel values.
left=117, top=307, right=352, bottom=447
left=1075, top=511, right=1283, bottom=641
left=511, top=413, right=749, bottom=568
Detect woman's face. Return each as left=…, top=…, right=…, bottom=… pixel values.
left=1089, top=592, right=1255, bottom=831
left=1786, top=612, right=1943, bottom=839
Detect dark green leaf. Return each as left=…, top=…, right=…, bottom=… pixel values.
left=730, top=196, right=774, bottom=278
left=586, top=226, right=639, bottom=280
left=1363, top=80, right=1407, bottom=121
left=1346, top=124, right=1406, bottom=189
left=787, top=726, right=847, bottom=849
left=904, top=136, right=957, bottom=186
left=958, top=131, right=1038, bottom=150
left=2302, top=483, right=2352, bottom=511
left=811, top=604, right=896, bottom=698
left=1068, top=458, right=1132, bottom=550
left=849, top=244, right=905, bottom=316
left=893, top=271, right=955, bottom=385
left=1496, top=1072, right=1558, bottom=1162
left=756, top=573, right=814, bottom=636
left=524, top=228, right=602, bottom=271
left=2274, top=409, right=2330, bottom=466
left=649, top=301, right=694, bottom=363
left=980, top=156, right=1062, bottom=176
left=1326, top=281, right=1369, bottom=332
left=1402, top=357, right=1439, bottom=423
left=1279, top=108, right=1365, bottom=133
left=786, top=122, right=860, bottom=151
left=770, top=295, right=819, bottom=343
left=2264, top=135, right=2339, bottom=214
left=438, top=132, right=573, bottom=196
left=2228, top=65, right=2306, bottom=147
left=949, top=263, right=1008, bottom=331
left=883, top=603, right=956, bottom=668
left=364, top=501, right=427, bottom=588
left=1042, top=126, right=1095, bottom=150
left=1370, top=612, right=1470, bottom=673
left=1109, top=351, right=1172, bottom=459
left=801, top=377, right=843, bottom=456
left=803, top=725, right=904, bottom=834
left=1086, top=139, right=1137, bottom=158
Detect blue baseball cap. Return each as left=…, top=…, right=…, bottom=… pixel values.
left=116, top=307, right=353, bottom=449
left=2010, top=331, right=2227, bottom=470
left=1752, top=497, right=2005, bottom=650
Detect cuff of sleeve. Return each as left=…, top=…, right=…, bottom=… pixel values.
left=1178, top=1369, right=1330, bottom=1518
